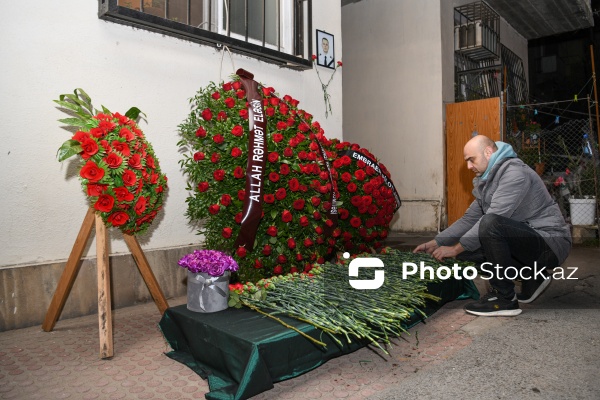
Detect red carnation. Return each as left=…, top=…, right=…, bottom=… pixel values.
left=262, top=244, right=272, bottom=256
left=293, top=199, right=305, bottom=210
left=275, top=188, right=287, bottom=201
left=198, top=182, right=209, bottom=192
left=287, top=238, right=296, bottom=249
left=213, top=169, right=226, bottom=181
left=282, top=210, right=293, bottom=223
left=299, top=216, right=309, bottom=227
left=213, top=134, right=224, bottom=144
left=234, top=166, right=245, bottom=178
left=350, top=217, right=362, bottom=228
left=196, top=126, right=207, bottom=137
left=231, top=125, right=244, bottom=136
left=201, top=108, right=212, bottom=121
left=220, top=194, right=232, bottom=206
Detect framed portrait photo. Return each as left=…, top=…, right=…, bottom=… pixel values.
left=316, top=30, right=335, bottom=69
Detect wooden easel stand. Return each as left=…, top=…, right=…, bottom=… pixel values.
left=42, top=208, right=169, bottom=359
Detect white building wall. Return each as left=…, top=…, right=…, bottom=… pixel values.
left=0, top=0, right=343, bottom=268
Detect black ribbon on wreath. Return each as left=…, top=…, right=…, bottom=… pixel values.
left=233, top=69, right=268, bottom=252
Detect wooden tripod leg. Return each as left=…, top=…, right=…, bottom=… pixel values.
left=42, top=208, right=96, bottom=332
left=96, top=213, right=113, bottom=359
left=123, top=234, right=169, bottom=315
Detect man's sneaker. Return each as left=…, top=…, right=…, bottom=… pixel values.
left=518, top=272, right=551, bottom=304
left=464, top=289, right=522, bottom=317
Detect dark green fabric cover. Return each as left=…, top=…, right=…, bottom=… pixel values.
left=159, top=278, right=478, bottom=400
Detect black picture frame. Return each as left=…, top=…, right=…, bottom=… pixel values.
left=316, top=30, right=335, bottom=69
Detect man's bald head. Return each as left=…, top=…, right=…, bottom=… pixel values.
left=463, top=135, right=497, bottom=177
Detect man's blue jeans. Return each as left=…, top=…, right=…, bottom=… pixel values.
left=457, top=214, right=559, bottom=299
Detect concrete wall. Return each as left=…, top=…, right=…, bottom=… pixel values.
left=0, top=0, right=342, bottom=330
left=342, top=0, right=528, bottom=232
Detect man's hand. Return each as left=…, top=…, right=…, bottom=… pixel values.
left=431, top=243, right=464, bottom=262
left=413, top=240, right=439, bottom=255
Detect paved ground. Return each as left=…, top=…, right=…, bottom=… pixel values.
left=1, top=236, right=598, bottom=399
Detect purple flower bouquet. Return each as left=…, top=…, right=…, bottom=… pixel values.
left=178, top=249, right=239, bottom=277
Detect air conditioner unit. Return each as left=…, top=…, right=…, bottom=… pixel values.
left=454, top=21, right=483, bottom=51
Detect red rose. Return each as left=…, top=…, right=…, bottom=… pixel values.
left=362, top=195, right=373, bottom=206
left=111, top=140, right=131, bottom=157
left=234, top=166, right=245, bottom=178
left=235, top=212, right=243, bottom=224
left=282, top=210, right=292, bottom=223
left=237, top=189, right=245, bottom=200
left=288, top=178, right=300, bottom=192
left=236, top=247, right=247, bottom=258
left=293, top=199, right=305, bottom=210
left=80, top=138, right=99, bottom=159
left=239, top=109, right=248, bottom=119
left=273, top=266, right=283, bottom=275
left=135, top=196, right=147, bottom=215
left=311, top=197, right=321, bottom=207
left=236, top=90, right=246, bottom=99
left=355, top=170, right=367, bottom=181
left=303, top=238, right=314, bottom=247
left=275, top=188, right=287, bottom=201
left=223, top=82, right=233, bottom=91
left=232, top=81, right=242, bottom=90
left=224, top=97, right=235, bottom=108
left=114, top=187, right=134, bottom=202
left=347, top=183, right=357, bottom=193
left=357, top=160, right=367, bottom=169
left=196, top=126, right=207, bottom=137
left=198, top=182, right=209, bottom=192
left=119, top=127, right=135, bottom=141
left=254, top=259, right=263, bottom=269
left=266, top=226, right=278, bottom=236
left=231, top=147, right=242, bottom=157
left=213, top=134, right=224, bottom=144
left=94, top=194, right=115, bottom=213
left=299, top=216, right=309, bottom=227
left=87, top=183, right=107, bottom=197
left=211, top=153, right=220, bottom=163
left=276, top=121, right=287, bottom=130
left=262, top=245, right=272, bottom=256
left=339, top=208, right=350, bottom=220
left=217, top=111, right=227, bottom=121
left=280, top=164, right=290, bottom=175
left=266, top=107, right=275, bottom=117
left=80, top=161, right=105, bottom=183
left=351, top=196, right=363, bottom=207
left=128, top=153, right=143, bottom=169
left=277, top=255, right=287, bottom=264
left=279, top=104, right=289, bottom=115
left=231, top=125, right=244, bottom=137
left=208, top=204, right=220, bottom=215
left=269, top=172, right=279, bottom=182
left=220, top=194, right=232, bottom=206
left=272, top=133, right=283, bottom=143
left=283, top=147, right=293, bottom=157
left=315, top=226, right=323, bottom=235
left=107, top=212, right=129, bottom=227
left=213, top=169, right=226, bottom=181
left=194, top=152, right=205, bottom=161
left=350, top=217, right=362, bottom=228
left=212, top=92, right=221, bottom=100
left=264, top=194, right=275, bottom=203
left=270, top=97, right=280, bottom=106
left=201, top=108, right=212, bottom=121
left=313, top=211, right=321, bottom=220
left=287, top=238, right=296, bottom=249
left=268, top=152, right=279, bottom=163
left=319, top=171, right=329, bottom=181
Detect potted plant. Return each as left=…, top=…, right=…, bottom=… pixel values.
left=178, top=250, right=239, bottom=313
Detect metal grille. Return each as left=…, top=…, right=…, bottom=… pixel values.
left=507, top=105, right=599, bottom=231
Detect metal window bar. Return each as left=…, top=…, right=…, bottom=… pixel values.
left=262, top=0, right=266, bottom=47
left=500, top=44, right=528, bottom=106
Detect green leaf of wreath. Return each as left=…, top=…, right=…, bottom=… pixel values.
left=58, top=117, right=90, bottom=128
left=57, top=139, right=82, bottom=162
left=125, top=107, right=145, bottom=120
